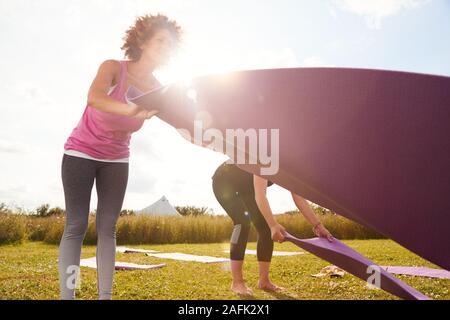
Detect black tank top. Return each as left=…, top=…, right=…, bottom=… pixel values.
left=212, top=161, right=274, bottom=194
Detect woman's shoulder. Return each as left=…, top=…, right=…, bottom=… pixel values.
left=102, top=59, right=123, bottom=74
left=98, top=59, right=122, bottom=70
left=97, top=59, right=122, bottom=86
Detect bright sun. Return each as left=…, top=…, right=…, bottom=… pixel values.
left=155, top=40, right=247, bottom=85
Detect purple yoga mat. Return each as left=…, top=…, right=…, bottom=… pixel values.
left=284, top=233, right=430, bottom=300
left=129, top=68, right=450, bottom=271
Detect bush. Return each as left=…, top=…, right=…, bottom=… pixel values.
left=0, top=214, right=26, bottom=244
left=48, top=207, right=65, bottom=216
left=175, top=206, right=212, bottom=217
left=35, top=204, right=64, bottom=217
left=35, top=204, right=50, bottom=217
left=0, top=202, right=10, bottom=214
left=26, top=217, right=54, bottom=241
left=0, top=204, right=385, bottom=245
left=41, top=217, right=65, bottom=244
left=115, top=215, right=233, bottom=244
left=120, top=209, right=135, bottom=216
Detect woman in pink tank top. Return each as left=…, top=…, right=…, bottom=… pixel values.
left=59, top=14, right=182, bottom=300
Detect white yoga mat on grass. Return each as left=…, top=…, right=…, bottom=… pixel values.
left=116, top=246, right=158, bottom=254
left=80, top=257, right=166, bottom=270
left=146, top=252, right=229, bottom=263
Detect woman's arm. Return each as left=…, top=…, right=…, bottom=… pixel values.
left=291, top=193, right=333, bottom=242
left=253, top=175, right=286, bottom=242
left=87, top=60, right=157, bottom=118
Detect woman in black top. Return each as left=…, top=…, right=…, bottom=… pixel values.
left=212, top=161, right=333, bottom=295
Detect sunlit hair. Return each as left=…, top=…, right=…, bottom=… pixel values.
left=121, top=13, right=182, bottom=62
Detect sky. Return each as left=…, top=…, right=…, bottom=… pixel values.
left=0, top=0, right=449, bottom=214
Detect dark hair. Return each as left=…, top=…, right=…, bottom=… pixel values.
left=121, top=14, right=182, bottom=61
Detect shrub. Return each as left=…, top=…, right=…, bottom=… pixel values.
left=175, top=206, right=212, bottom=217
left=0, top=214, right=26, bottom=244
left=1, top=205, right=384, bottom=245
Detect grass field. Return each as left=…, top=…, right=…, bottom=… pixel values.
left=0, top=240, right=448, bottom=300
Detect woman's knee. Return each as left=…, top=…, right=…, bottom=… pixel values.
left=254, top=220, right=272, bottom=239
left=230, top=221, right=251, bottom=245
left=96, top=216, right=119, bottom=240
left=230, top=222, right=251, bottom=261
left=63, top=220, right=89, bottom=240
left=256, top=232, right=274, bottom=262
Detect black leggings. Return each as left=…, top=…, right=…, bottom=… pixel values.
left=59, top=154, right=128, bottom=300
left=212, top=177, right=273, bottom=262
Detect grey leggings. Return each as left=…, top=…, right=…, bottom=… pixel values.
left=59, top=154, right=128, bottom=300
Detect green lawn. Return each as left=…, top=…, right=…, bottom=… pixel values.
left=0, top=240, right=448, bottom=300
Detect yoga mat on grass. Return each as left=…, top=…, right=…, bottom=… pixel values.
left=319, top=265, right=450, bottom=280
left=146, top=252, right=229, bottom=264
left=116, top=247, right=158, bottom=254
left=284, top=233, right=430, bottom=300
left=80, top=257, right=166, bottom=271
left=381, top=266, right=450, bottom=280
left=224, top=249, right=304, bottom=256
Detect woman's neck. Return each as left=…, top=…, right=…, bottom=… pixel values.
left=127, top=58, right=156, bottom=83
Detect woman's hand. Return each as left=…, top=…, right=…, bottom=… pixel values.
left=127, top=101, right=159, bottom=120
left=270, top=223, right=286, bottom=243
left=313, top=223, right=334, bottom=242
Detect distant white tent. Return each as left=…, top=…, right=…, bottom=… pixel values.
left=137, top=196, right=180, bottom=216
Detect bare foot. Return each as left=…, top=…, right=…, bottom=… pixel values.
left=258, top=281, right=285, bottom=292
left=231, top=282, right=253, bottom=296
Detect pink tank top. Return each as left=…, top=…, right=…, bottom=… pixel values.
left=64, top=60, right=145, bottom=159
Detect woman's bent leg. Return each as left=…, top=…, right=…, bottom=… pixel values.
left=212, top=178, right=253, bottom=295
left=242, top=194, right=283, bottom=291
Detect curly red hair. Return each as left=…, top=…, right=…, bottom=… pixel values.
left=121, top=14, right=182, bottom=61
